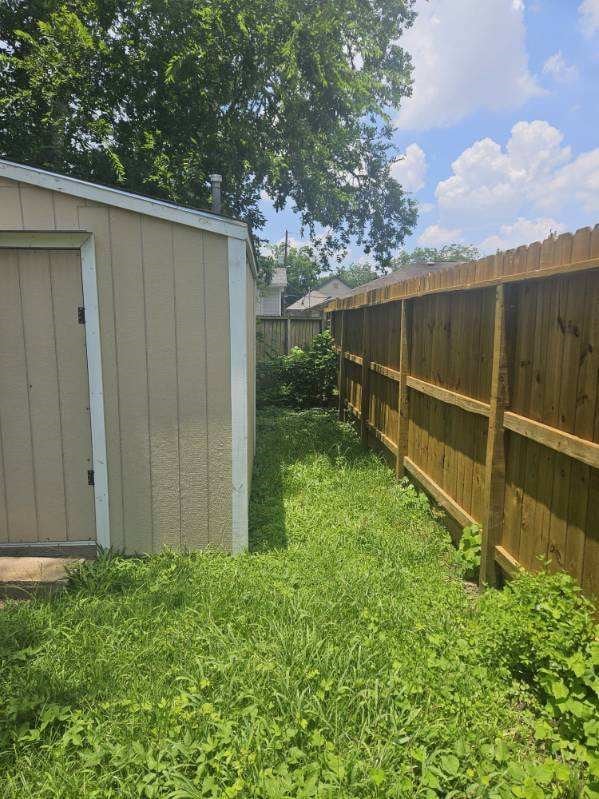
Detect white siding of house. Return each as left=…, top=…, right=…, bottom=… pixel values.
left=258, top=286, right=282, bottom=316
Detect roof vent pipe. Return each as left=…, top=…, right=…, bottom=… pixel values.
left=209, top=173, right=222, bottom=214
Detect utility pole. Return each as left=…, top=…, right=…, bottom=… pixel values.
left=284, top=230, right=289, bottom=266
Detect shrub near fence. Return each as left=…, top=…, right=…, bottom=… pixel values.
left=256, top=315, right=323, bottom=360
left=328, top=226, right=599, bottom=597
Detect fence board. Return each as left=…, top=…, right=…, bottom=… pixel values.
left=257, top=316, right=322, bottom=360
left=329, top=225, right=599, bottom=598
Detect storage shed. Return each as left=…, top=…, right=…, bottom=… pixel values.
left=0, top=160, right=256, bottom=557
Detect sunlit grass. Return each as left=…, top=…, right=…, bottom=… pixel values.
left=0, top=409, right=585, bottom=797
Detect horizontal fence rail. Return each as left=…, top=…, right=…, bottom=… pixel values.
left=256, top=315, right=323, bottom=361
left=329, top=226, right=599, bottom=598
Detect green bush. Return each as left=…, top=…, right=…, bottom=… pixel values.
left=256, top=330, right=337, bottom=408
left=477, top=571, right=599, bottom=794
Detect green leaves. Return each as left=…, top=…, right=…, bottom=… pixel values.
left=257, top=330, right=337, bottom=409
left=0, top=0, right=418, bottom=263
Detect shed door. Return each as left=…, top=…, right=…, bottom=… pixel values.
left=0, top=249, right=96, bottom=544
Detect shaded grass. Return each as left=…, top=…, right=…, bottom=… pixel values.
left=0, top=409, right=586, bottom=797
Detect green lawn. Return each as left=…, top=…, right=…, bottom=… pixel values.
left=0, top=409, right=592, bottom=797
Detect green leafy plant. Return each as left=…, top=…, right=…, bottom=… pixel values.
left=477, top=570, right=599, bottom=796
left=257, top=330, right=337, bottom=409
left=455, top=523, right=482, bottom=580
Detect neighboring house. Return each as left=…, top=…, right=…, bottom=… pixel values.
left=257, top=267, right=287, bottom=316
left=0, top=159, right=257, bottom=558
left=287, top=277, right=351, bottom=316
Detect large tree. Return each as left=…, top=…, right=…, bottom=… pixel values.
left=0, top=0, right=418, bottom=264
left=259, top=243, right=321, bottom=302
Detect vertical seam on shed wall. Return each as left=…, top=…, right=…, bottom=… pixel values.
left=170, top=223, right=182, bottom=546
left=0, top=395, right=9, bottom=538
left=106, top=208, right=126, bottom=549
left=16, top=251, right=40, bottom=539
left=139, top=216, right=155, bottom=552
left=202, top=232, right=211, bottom=543
left=48, top=252, right=70, bottom=539
left=228, top=237, right=248, bottom=553
left=17, top=183, right=24, bottom=229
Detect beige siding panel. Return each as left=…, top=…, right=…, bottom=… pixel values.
left=108, top=207, right=152, bottom=552
left=52, top=192, right=80, bottom=228
left=0, top=186, right=24, bottom=228
left=142, top=216, right=181, bottom=549
left=204, top=232, right=232, bottom=549
left=18, top=250, right=68, bottom=539
left=0, top=250, right=38, bottom=540
left=19, top=184, right=55, bottom=228
left=77, top=205, right=124, bottom=548
left=0, top=404, right=7, bottom=538
left=49, top=250, right=96, bottom=540
left=174, top=225, right=209, bottom=549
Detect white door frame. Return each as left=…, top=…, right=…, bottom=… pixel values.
left=0, top=231, right=110, bottom=550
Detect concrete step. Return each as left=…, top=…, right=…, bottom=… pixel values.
left=0, top=557, right=82, bottom=600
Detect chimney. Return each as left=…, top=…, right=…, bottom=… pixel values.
left=209, top=173, right=222, bottom=214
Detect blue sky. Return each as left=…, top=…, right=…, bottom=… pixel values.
left=260, top=0, right=599, bottom=262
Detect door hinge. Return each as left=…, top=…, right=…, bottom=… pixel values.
left=78, top=306, right=86, bottom=324
left=87, top=469, right=95, bottom=486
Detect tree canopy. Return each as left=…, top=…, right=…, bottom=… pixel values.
left=259, top=244, right=321, bottom=302
left=330, top=262, right=381, bottom=289
left=0, top=0, right=418, bottom=264
left=395, top=244, right=480, bottom=265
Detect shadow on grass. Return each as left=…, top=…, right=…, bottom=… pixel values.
left=248, top=407, right=367, bottom=553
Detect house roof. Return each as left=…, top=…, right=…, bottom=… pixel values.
left=317, top=277, right=351, bottom=295
left=0, top=158, right=257, bottom=276
left=286, top=289, right=332, bottom=311
left=287, top=276, right=351, bottom=311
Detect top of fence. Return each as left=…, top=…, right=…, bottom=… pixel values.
left=326, top=225, right=599, bottom=311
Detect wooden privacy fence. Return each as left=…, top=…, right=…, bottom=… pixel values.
left=256, top=315, right=323, bottom=360
left=328, top=226, right=599, bottom=597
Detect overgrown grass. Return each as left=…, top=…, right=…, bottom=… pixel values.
left=0, top=409, right=595, bottom=797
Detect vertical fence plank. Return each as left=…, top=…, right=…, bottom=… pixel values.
left=360, top=307, right=371, bottom=446
left=480, top=285, right=508, bottom=586
left=395, top=300, right=411, bottom=479
left=338, top=311, right=346, bottom=420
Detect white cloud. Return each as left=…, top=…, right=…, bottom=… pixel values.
left=396, top=0, right=542, bottom=131
left=538, top=149, right=599, bottom=215
left=479, top=217, right=565, bottom=253
left=419, top=202, right=435, bottom=214
left=391, top=143, right=427, bottom=192
left=420, top=120, right=599, bottom=255
left=579, top=0, right=599, bottom=36
left=418, top=224, right=462, bottom=246
left=542, top=51, right=578, bottom=83
left=434, top=120, right=590, bottom=227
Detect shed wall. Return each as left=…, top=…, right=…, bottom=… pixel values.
left=0, top=178, right=233, bottom=553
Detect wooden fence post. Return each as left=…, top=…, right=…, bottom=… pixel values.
left=338, top=311, right=346, bottom=420
left=395, top=300, right=411, bottom=479
left=480, top=284, right=508, bottom=587
left=360, top=307, right=371, bottom=446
